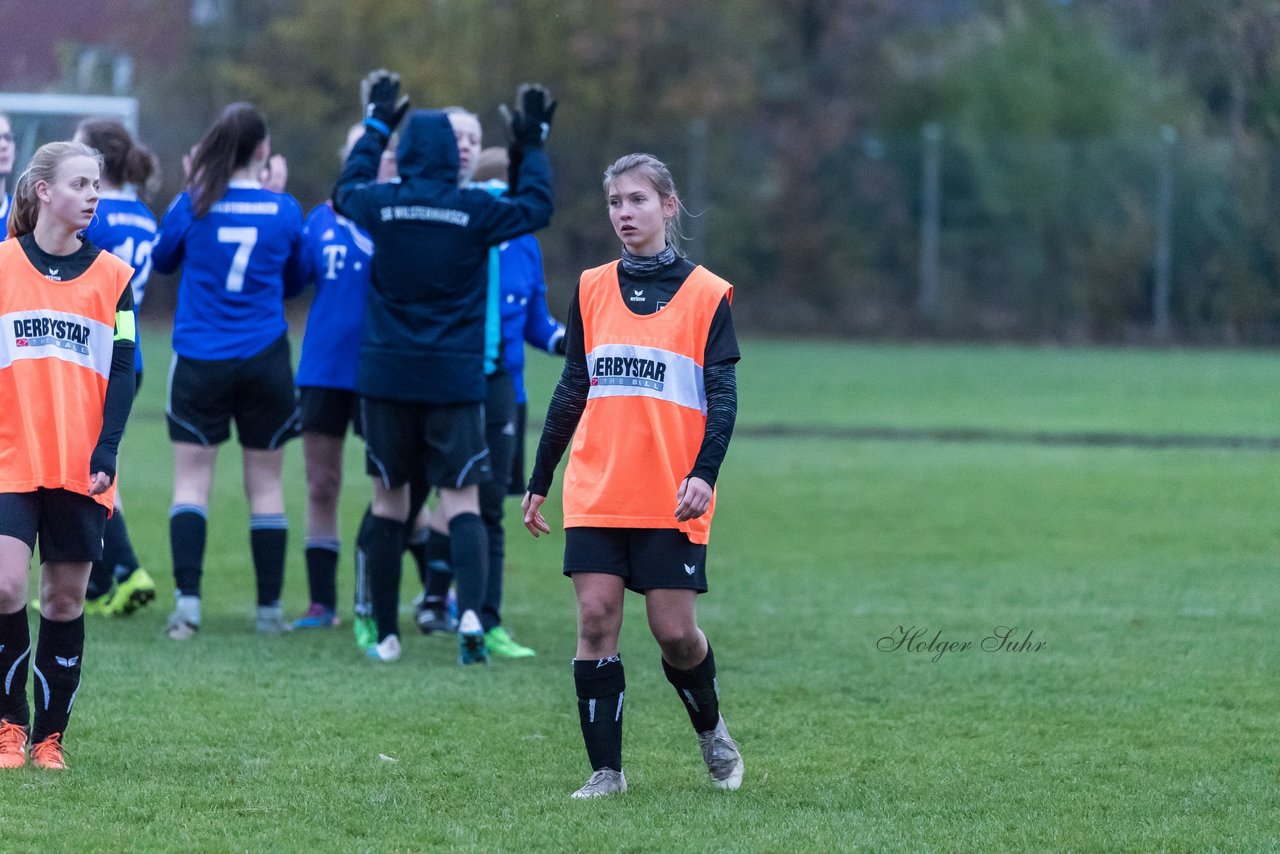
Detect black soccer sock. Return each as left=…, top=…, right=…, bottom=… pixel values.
left=304, top=537, right=340, bottom=611
left=448, top=513, right=488, bottom=620
left=352, top=507, right=374, bottom=618
left=31, top=614, right=84, bottom=743
left=662, top=643, right=721, bottom=733
left=423, top=530, right=453, bottom=602
left=361, top=515, right=407, bottom=641
left=249, top=514, right=288, bottom=607
left=0, top=607, right=31, bottom=728
left=86, top=559, right=113, bottom=601
left=574, top=656, right=625, bottom=772
left=406, top=527, right=429, bottom=587
left=169, top=504, right=208, bottom=597
left=480, top=515, right=505, bottom=631
left=104, top=508, right=141, bottom=582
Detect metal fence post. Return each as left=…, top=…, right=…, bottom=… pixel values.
left=1153, top=124, right=1176, bottom=340
left=918, top=122, right=942, bottom=323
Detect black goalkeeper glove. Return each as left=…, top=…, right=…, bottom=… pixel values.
left=499, top=83, right=556, bottom=148
left=361, top=69, right=410, bottom=136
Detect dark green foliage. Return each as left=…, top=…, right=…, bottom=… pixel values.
left=129, top=0, right=1280, bottom=342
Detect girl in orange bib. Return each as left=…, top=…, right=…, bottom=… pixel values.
left=523, top=153, right=743, bottom=798
left=0, top=141, right=137, bottom=770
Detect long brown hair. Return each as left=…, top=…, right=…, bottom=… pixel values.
left=188, top=103, right=267, bottom=218
left=7, top=141, right=101, bottom=239
left=602, top=153, right=686, bottom=252
left=76, top=117, right=159, bottom=195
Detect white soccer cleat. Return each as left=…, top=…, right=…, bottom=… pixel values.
left=256, top=604, right=292, bottom=635
left=571, top=768, right=627, bottom=799
left=165, top=595, right=201, bottom=641
left=366, top=634, right=401, bottom=662
left=697, top=715, right=744, bottom=790
left=457, top=609, right=488, bottom=665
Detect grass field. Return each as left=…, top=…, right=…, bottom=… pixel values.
left=1, top=333, right=1278, bottom=851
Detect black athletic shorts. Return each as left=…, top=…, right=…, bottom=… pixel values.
left=508, top=402, right=528, bottom=497
left=299, top=386, right=362, bottom=438
left=563, top=527, right=709, bottom=593
left=483, top=372, right=517, bottom=501
left=0, top=489, right=108, bottom=563
left=166, top=335, right=301, bottom=449
left=361, top=396, right=491, bottom=491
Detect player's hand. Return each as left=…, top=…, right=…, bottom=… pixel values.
left=675, top=476, right=712, bottom=522
left=499, top=84, right=556, bottom=148
left=260, top=154, right=288, bottom=193
left=522, top=492, right=551, bottom=537
left=88, top=471, right=113, bottom=496
left=362, top=69, right=410, bottom=134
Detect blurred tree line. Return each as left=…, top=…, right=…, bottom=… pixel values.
left=132, top=0, right=1280, bottom=343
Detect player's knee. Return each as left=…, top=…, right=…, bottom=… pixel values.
left=306, top=465, right=342, bottom=505
left=654, top=626, right=701, bottom=664
left=40, top=589, right=82, bottom=621
left=577, top=600, right=620, bottom=647
left=0, top=574, right=26, bottom=612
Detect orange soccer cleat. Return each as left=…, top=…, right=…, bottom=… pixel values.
left=30, top=732, right=66, bottom=770
left=0, top=720, right=28, bottom=769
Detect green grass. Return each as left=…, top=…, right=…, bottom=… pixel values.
left=2, top=331, right=1278, bottom=850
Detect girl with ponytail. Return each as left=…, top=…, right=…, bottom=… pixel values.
left=151, top=103, right=306, bottom=640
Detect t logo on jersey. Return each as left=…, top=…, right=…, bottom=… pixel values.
left=321, top=244, right=348, bottom=280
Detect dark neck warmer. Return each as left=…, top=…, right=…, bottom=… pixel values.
left=620, top=244, right=678, bottom=277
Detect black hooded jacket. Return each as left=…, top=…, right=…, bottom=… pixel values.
left=334, top=110, right=553, bottom=403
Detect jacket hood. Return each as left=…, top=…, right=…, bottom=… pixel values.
left=396, top=110, right=460, bottom=184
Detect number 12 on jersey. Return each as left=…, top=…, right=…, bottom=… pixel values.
left=217, top=226, right=259, bottom=292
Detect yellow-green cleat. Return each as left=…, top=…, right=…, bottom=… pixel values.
left=353, top=615, right=378, bottom=651
left=484, top=626, right=536, bottom=658
left=105, top=568, right=157, bottom=617
left=82, top=596, right=113, bottom=617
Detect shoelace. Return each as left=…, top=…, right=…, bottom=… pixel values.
left=0, top=722, right=27, bottom=753
left=700, top=734, right=738, bottom=769
left=31, top=733, right=65, bottom=767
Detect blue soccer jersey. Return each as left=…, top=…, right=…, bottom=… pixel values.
left=295, top=203, right=371, bottom=391
left=0, top=194, right=10, bottom=238
left=83, top=190, right=157, bottom=374
left=498, top=234, right=564, bottom=404
left=152, top=181, right=305, bottom=360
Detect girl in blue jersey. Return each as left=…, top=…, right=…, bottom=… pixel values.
left=0, top=113, right=14, bottom=235
left=152, top=103, right=305, bottom=640
left=291, top=123, right=396, bottom=632
left=74, top=118, right=160, bottom=618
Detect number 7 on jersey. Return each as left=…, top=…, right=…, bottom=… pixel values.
left=217, top=226, right=259, bottom=292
